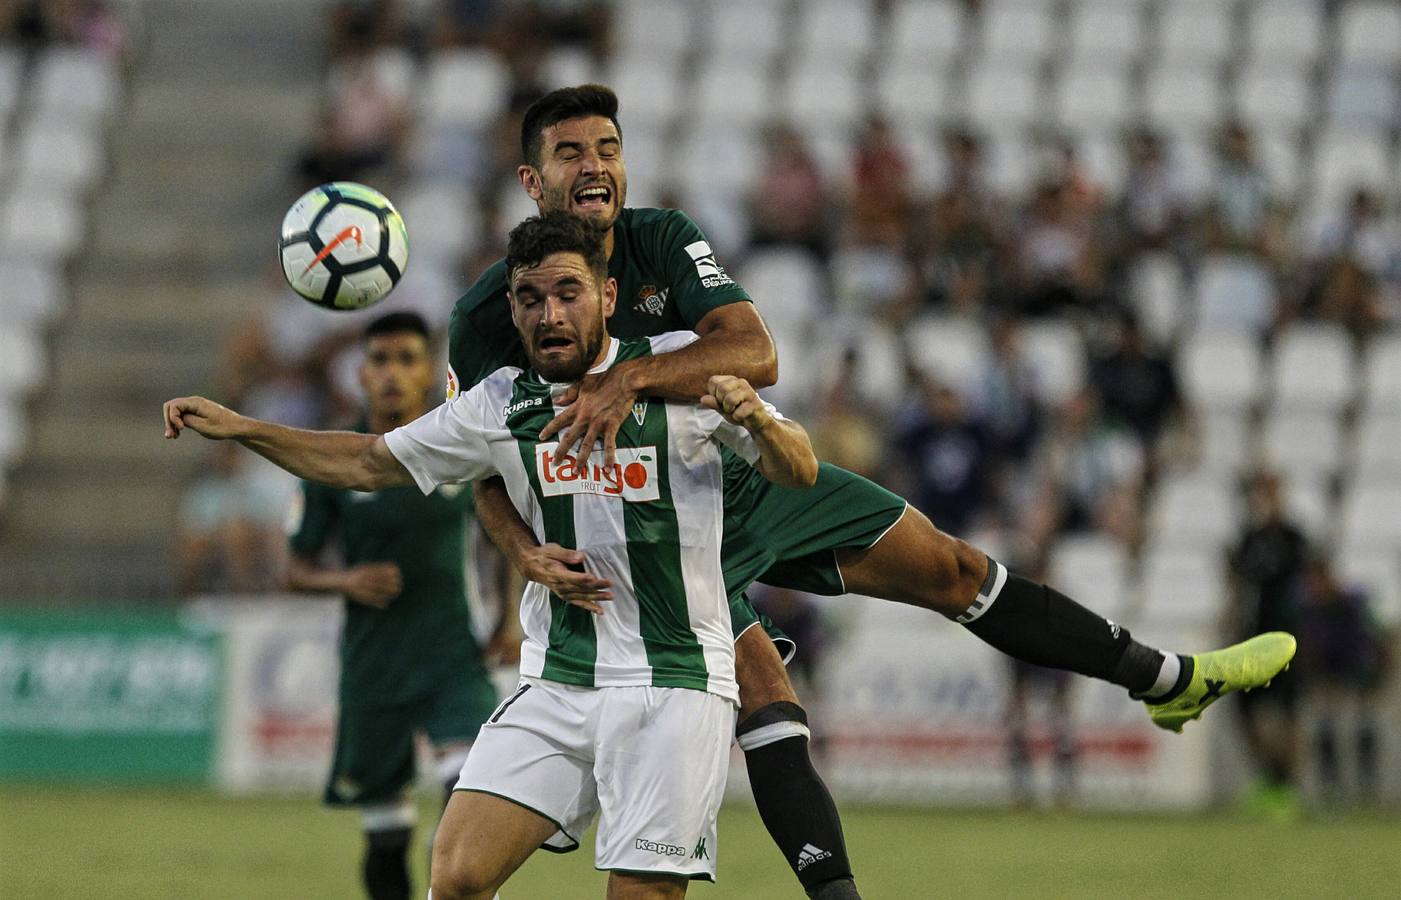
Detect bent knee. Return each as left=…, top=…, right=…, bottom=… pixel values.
left=430, top=843, right=500, bottom=900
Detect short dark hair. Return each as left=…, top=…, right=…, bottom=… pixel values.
left=364, top=311, right=430, bottom=343
left=520, top=84, right=622, bottom=168
left=505, top=212, right=608, bottom=286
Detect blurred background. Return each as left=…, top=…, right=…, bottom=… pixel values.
left=2, top=0, right=1401, bottom=896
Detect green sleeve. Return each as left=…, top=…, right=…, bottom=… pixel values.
left=650, top=210, right=751, bottom=328
left=287, top=480, right=338, bottom=557
left=447, top=260, right=528, bottom=391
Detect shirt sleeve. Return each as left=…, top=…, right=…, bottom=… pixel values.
left=646, top=330, right=700, bottom=355
left=447, top=262, right=528, bottom=392
left=383, top=387, right=498, bottom=495
left=652, top=210, right=751, bottom=327
left=287, top=480, right=337, bottom=557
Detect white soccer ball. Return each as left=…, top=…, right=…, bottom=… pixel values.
left=278, top=181, right=409, bottom=311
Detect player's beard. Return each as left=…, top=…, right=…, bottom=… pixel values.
left=530, top=318, right=607, bottom=383
left=540, top=176, right=626, bottom=231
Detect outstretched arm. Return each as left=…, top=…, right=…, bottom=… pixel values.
left=162, top=395, right=412, bottom=492
left=702, top=375, right=818, bottom=488
left=543, top=302, right=778, bottom=470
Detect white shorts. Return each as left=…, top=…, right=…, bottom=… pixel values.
left=455, top=678, right=736, bottom=881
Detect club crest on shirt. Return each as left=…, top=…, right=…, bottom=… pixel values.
left=631, top=400, right=648, bottom=427
left=535, top=442, right=659, bottom=501
left=634, top=285, right=669, bottom=317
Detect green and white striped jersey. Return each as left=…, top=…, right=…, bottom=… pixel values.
left=384, top=332, right=779, bottom=704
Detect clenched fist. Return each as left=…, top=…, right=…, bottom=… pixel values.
left=700, top=375, right=773, bottom=432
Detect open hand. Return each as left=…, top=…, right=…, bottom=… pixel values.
left=163, top=396, right=245, bottom=440
left=538, top=364, right=637, bottom=472
left=519, top=543, right=613, bottom=615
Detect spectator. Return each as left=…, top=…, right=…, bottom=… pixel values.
left=1088, top=313, right=1186, bottom=452
left=748, top=123, right=829, bottom=260
left=1204, top=121, right=1285, bottom=262
left=1304, top=188, right=1397, bottom=335
left=917, top=129, right=1004, bottom=314
left=175, top=441, right=289, bottom=596
left=1012, top=179, right=1104, bottom=317
left=1117, top=129, right=1188, bottom=255
left=1296, top=556, right=1392, bottom=805
left=808, top=347, right=886, bottom=481
left=849, top=114, right=913, bottom=247
left=971, top=316, right=1042, bottom=495
left=894, top=377, right=993, bottom=536
left=1228, top=470, right=1309, bottom=818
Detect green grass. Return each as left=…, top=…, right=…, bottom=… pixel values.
left=2, top=786, right=1399, bottom=898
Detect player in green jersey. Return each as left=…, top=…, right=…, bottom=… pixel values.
left=283, top=312, right=507, bottom=900
left=450, top=86, right=1298, bottom=900
left=162, top=213, right=819, bottom=899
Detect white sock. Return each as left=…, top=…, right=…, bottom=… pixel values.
left=1144, top=653, right=1182, bottom=700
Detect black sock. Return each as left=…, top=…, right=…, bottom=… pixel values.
left=738, top=703, right=857, bottom=898
left=363, top=826, right=412, bottom=900
left=963, top=562, right=1168, bottom=695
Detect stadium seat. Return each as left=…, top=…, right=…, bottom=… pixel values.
left=542, top=48, right=598, bottom=91
left=1, top=190, right=83, bottom=262
left=1163, top=129, right=1217, bottom=202
left=1194, top=255, right=1277, bottom=334
left=1259, top=409, right=1344, bottom=482
left=1144, top=66, right=1224, bottom=132
left=1021, top=321, right=1086, bottom=406
left=982, top=129, right=1039, bottom=198
left=780, top=63, right=864, bottom=133
left=1352, top=412, right=1401, bottom=481
left=812, top=316, right=907, bottom=410
left=904, top=315, right=991, bottom=399
left=1335, top=547, right=1401, bottom=629
left=615, top=0, right=692, bottom=58
left=1252, top=130, right=1305, bottom=201
left=739, top=248, right=827, bottom=339
left=396, top=182, right=479, bottom=266
left=0, top=329, right=46, bottom=397
left=829, top=246, right=909, bottom=315
left=673, top=123, right=763, bottom=200
left=1140, top=544, right=1229, bottom=623
left=12, top=119, right=104, bottom=194
left=692, top=64, right=774, bottom=130
left=1269, top=322, right=1356, bottom=410
left=1325, top=66, right=1400, bottom=129
left=874, top=63, right=951, bottom=134
left=30, top=47, right=119, bottom=122
left=605, top=60, right=685, bottom=132
left=706, top=0, right=786, bottom=65
left=887, top=0, right=965, bottom=65
left=1244, top=0, right=1324, bottom=67
left=1071, top=131, right=1129, bottom=197
left=0, top=46, right=22, bottom=125
left=1065, top=0, right=1144, bottom=65
left=1337, top=1, right=1401, bottom=67
left=1361, top=334, right=1401, bottom=414
left=1196, top=410, right=1252, bottom=475
left=1310, top=128, right=1393, bottom=208
left=980, top=0, right=1057, bottom=63
left=0, top=261, right=64, bottom=329
left=1178, top=328, right=1264, bottom=412
left=1280, top=473, right=1333, bottom=544
left=1126, top=252, right=1188, bottom=344
left=965, top=62, right=1043, bottom=131
left=1234, top=64, right=1315, bottom=132
left=795, top=1, right=877, bottom=64
left=1147, top=471, right=1241, bottom=551
left=420, top=50, right=508, bottom=128
left=1047, top=532, right=1134, bottom=620
left=1154, top=0, right=1235, bottom=66
left=1337, top=476, right=1401, bottom=550
left=1053, top=65, right=1134, bottom=131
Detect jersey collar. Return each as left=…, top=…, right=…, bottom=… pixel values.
left=533, top=336, right=620, bottom=386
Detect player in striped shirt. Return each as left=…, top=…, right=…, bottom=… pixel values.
left=161, top=212, right=819, bottom=899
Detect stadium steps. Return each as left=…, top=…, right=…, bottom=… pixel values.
left=0, top=0, right=322, bottom=601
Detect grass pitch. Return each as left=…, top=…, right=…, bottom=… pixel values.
left=2, top=785, right=1398, bottom=898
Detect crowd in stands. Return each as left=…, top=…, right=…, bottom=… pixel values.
left=186, top=0, right=1398, bottom=807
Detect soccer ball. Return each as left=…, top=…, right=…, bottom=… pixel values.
left=278, top=182, right=409, bottom=310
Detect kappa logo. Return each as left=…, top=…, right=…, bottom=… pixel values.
left=504, top=396, right=546, bottom=417
left=635, top=838, right=686, bottom=857
left=795, top=843, right=832, bottom=871
left=634, top=285, right=669, bottom=317
left=683, top=240, right=735, bottom=289
left=535, top=442, right=660, bottom=501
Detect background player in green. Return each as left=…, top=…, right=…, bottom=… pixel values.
left=284, top=312, right=509, bottom=900
left=448, top=85, right=1299, bottom=900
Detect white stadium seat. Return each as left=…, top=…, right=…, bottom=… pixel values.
left=888, top=0, right=965, bottom=65
left=1054, top=65, right=1134, bottom=131
left=965, top=62, right=1043, bottom=130
left=0, top=329, right=47, bottom=397
left=1048, top=533, right=1134, bottom=620
left=1352, top=412, right=1401, bottom=481
left=780, top=63, right=864, bottom=132
left=1235, top=65, right=1314, bottom=132
left=875, top=63, right=950, bottom=133
left=13, top=119, right=104, bottom=194
left=904, top=315, right=990, bottom=399
left=1338, top=477, right=1401, bottom=550
left=1310, top=129, right=1393, bottom=208
left=1144, top=66, right=1224, bottom=132
left=982, top=129, right=1039, bottom=197
left=1, top=190, right=83, bottom=262
left=1280, top=474, right=1333, bottom=544
left=1021, top=321, right=1086, bottom=406
left=1140, top=544, right=1228, bottom=624
left=605, top=60, right=685, bottom=131
left=1361, top=335, right=1401, bottom=414
left=739, top=248, right=827, bottom=340
left=1337, top=1, right=1401, bottom=67
left=1154, top=0, right=1235, bottom=66
left=693, top=64, right=773, bottom=129
left=1326, top=66, right=1400, bottom=129
left=1195, top=254, right=1277, bottom=334
left=615, top=0, right=692, bottom=58
left=1178, top=328, right=1264, bottom=412
left=708, top=0, right=785, bottom=64
left=1259, top=410, right=1344, bottom=482
left=1148, top=471, right=1241, bottom=550
left=30, top=47, right=119, bottom=122
left=1126, top=252, right=1188, bottom=344
left=1066, top=1, right=1145, bottom=65
left=1269, top=323, right=1355, bottom=410
left=396, top=182, right=479, bottom=265
left=0, top=261, right=64, bottom=329
left=795, top=1, right=877, bottom=64
left=420, top=50, right=507, bottom=127
left=812, top=317, right=907, bottom=411
left=1245, top=0, right=1325, bottom=67
left=1196, top=410, right=1252, bottom=474
left=981, top=0, right=1056, bottom=63
left=1335, top=548, right=1401, bottom=629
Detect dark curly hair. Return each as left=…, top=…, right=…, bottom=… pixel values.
left=505, top=212, right=608, bottom=286
left=520, top=84, right=622, bottom=168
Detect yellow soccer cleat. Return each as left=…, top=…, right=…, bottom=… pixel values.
left=1146, top=632, right=1297, bottom=733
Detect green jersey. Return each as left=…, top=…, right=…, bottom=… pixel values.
left=385, top=334, right=783, bottom=704
left=287, top=425, right=485, bottom=706
left=445, top=207, right=748, bottom=397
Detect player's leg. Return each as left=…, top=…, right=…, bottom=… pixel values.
left=432, top=679, right=598, bottom=897
left=834, top=503, right=1295, bottom=728
left=606, top=872, right=688, bottom=899
left=731, top=605, right=860, bottom=900
left=431, top=791, right=558, bottom=899
left=325, top=703, right=421, bottom=900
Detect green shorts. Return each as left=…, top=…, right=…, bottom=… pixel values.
left=723, top=460, right=908, bottom=647
left=324, top=665, right=499, bottom=807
